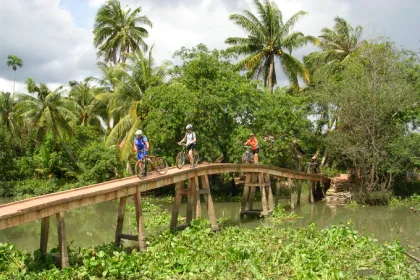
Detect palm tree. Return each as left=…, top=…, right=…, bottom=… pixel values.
left=69, top=77, right=104, bottom=130
left=304, top=17, right=364, bottom=73
left=225, top=0, right=318, bottom=92
left=105, top=47, right=170, bottom=160
left=93, top=0, right=152, bottom=64
left=0, top=92, right=18, bottom=135
left=6, top=55, right=23, bottom=97
left=14, top=78, right=78, bottom=144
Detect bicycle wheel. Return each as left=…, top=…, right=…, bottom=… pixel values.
left=176, top=152, right=185, bottom=169
left=193, top=150, right=200, bottom=165
left=135, top=161, right=148, bottom=180
left=156, top=157, right=168, bottom=175
left=241, top=153, right=248, bottom=164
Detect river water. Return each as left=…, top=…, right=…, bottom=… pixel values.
left=0, top=197, right=418, bottom=258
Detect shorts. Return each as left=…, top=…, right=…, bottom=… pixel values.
left=137, top=150, right=148, bottom=160
left=252, top=148, right=259, bottom=154
left=187, top=143, right=196, bottom=151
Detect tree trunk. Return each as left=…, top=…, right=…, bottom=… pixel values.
left=12, top=70, right=16, bottom=97
left=267, top=54, right=274, bottom=93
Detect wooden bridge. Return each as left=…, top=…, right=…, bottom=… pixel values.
left=0, top=163, right=329, bottom=268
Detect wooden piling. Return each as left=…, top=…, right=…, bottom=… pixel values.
left=133, top=191, right=146, bottom=250
left=56, top=212, right=69, bottom=268
left=40, top=216, right=50, bottom=256
left=115, top=196, right=127, bottom=246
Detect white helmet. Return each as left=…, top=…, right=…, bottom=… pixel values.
left=186, top=124, right=193, bottom=130
left=135, top=130, right=143, bottom=136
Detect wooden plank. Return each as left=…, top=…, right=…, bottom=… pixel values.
left=40, top=216, right=50, bottom=256
left=133, top=191, right=146, bottom=250
left=201, top=175, right=218, bottom=231
left=170, top=182, right=183, bottom=230
left=114, top=196, right=126, bottom=246
left=55, top=212, right=69, bottom=268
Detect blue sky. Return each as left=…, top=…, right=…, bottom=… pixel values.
left=60, top=0, right=97, bottom=29
left=0, top=0, right=419, bottom=93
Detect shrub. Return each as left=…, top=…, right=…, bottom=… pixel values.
left=352, top=190, right=394, bottom=205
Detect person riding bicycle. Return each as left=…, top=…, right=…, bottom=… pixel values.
left=133, top=130, right=149, bottom=174
left=244, top=132, right=259, bottom=164
left=178, top=124, right=197, bottom=168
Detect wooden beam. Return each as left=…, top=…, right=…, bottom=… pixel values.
left=133, top=191, right=146, bottom=250
left=260, top=173, right=269, bottom=217
left=0, top=164, right=330, bottom=231
left=170, top=182, right=183, bottom=230
left=40, top=216, right=50, bottom=256
left=289, top=177, right=294, bottom=209
left=114, top=196, right=126, bottom=246
left=200, top=175, right=218, bottom=231
left=186, top=178, right=194, bottom=224
left=265, top=174, right=274, bottom=212
left=194, top=177, right=201, bottom=218
left=56, top=212, right=69, bottom=268
left=240, top=173, right=252, bottom=217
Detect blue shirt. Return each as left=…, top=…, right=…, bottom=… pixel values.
left=134, top=136, right=148, bottom=150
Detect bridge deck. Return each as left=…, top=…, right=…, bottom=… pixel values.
left=0, top=163, right=328, bottom=230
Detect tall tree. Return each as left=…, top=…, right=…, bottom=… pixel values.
left=225, top=0, right=318, bottom=92
left=14, top=78, right=77, bottom=144
left=105, top=47, right=170, bottom=159
left=305, top=17, right=364, bottom=73
left=69, top=77, right=103, bottom=130
left=93, top=0, right=152, bottom=64
left=0, top=92, right=18, bottom=135
left=6, top=55, right=23, bottom=97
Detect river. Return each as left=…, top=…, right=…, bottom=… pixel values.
left=0, top=197, right=418, bottom=258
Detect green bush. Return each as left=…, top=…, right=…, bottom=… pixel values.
left=352, top=190, right=394, bottom=205
left=78, top=142, right=125, bottom=184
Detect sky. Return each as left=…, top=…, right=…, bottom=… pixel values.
left=0, top=0, right=419, bottom=93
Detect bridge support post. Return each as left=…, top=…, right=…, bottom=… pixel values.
left=289, top=178, right=295, bottom=209
left=114, top=191, right=146, bottom=250
left=56, top=212, right=69, bottom=268
left=240, top=173, right=274, bottom=218
left=134, top=191, right=146, bottom=250
left=115, top=196, right=127, bottom=247
left=40, top=216, right=50, bottom=257
left=170, top=176, right=218, bottom=231
left=308, top=180, right=315, bottom=203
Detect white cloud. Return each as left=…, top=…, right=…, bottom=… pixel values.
left=0, top=0, right=419, bottom=93
left=0, top=0, right=98, bottom=93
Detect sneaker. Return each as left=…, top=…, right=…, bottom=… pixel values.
left=190, top=164, right=195, bottom=168
left=142, top=172, right=147, bottom=177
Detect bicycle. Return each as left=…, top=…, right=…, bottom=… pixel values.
left=135, top=149, right=168, bottom=180
left=176, top=143, right=200, bottom=168
left=242, top=146, right=255, bottom=164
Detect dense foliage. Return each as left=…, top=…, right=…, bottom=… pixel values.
left=1, top=1, right=419, bottom=201
left=0, top=220, right=418, bottom=279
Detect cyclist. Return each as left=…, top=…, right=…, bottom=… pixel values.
left=178, top=124, right=197, bottom=168
left=133, top=130, right=149, bottom=175
left=244, top=132, right=259, bottom=164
